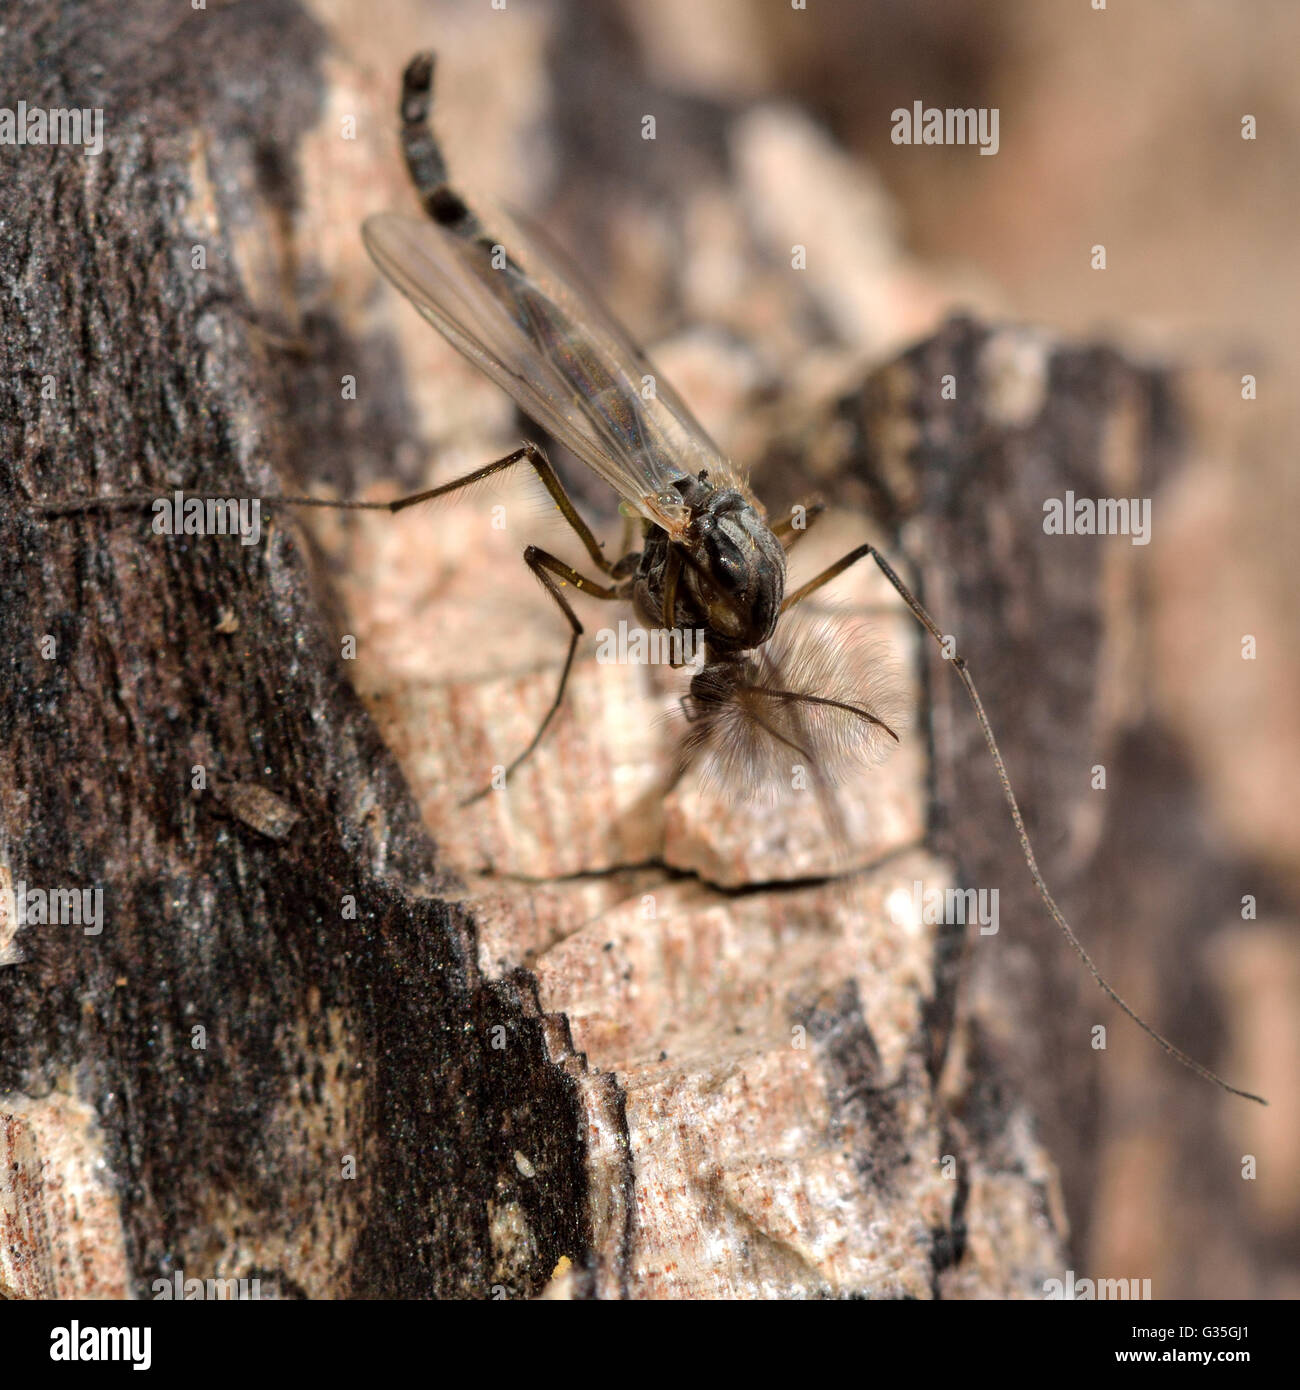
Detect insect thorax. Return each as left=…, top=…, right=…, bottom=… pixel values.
left=633, top=477, right=785, bottom=653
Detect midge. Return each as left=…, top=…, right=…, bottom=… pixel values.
left=40, top=55, right=1264, bottom=1107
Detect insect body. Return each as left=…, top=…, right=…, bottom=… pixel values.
left=633, top=473, right=785, bottom=656
left=363, top=53, right=900, bottom=798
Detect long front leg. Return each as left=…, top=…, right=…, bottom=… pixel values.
left=376, top=441, right=615, bottom=573
left=35, top=440, right=617, bottom=575
left=783, top=539, right=1265, bottom=1105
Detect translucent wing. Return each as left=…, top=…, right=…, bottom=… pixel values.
left=501, top=207, right=751, bottom=486
left=363, top=208, right=745, bottom=537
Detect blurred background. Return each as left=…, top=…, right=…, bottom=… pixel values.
left=315, top=0, right=1297, bottom=1296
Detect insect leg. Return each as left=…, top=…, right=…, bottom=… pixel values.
left=772, top=499, right=826, bottom=549
left=617, top=508, right=640, bottom=559
left=374, top=440, right=617, bottom=573
left=784, top=541, right=1266, bottom=1105
left=656, top=552, right=705, bottom=671
left=660, top=548, right=683, bottom=633
left=36, top=442, right=619, bottom=575
left=460, top=545, right=623, bottom=806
